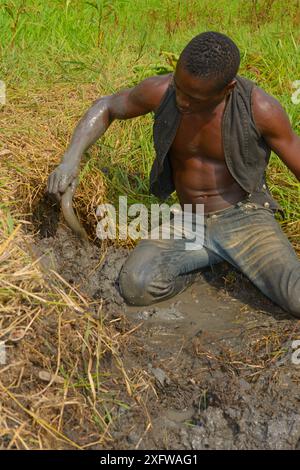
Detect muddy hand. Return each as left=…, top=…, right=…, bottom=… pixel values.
left=47, top=162, right=79, bottom=202
left=61, top=179, right=89, bottom=242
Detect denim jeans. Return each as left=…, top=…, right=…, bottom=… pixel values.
left=119, top=198, right=300, bottom=317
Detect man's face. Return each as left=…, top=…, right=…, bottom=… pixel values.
left=173, top=62, right=235, bottom=114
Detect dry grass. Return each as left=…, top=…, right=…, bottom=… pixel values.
left=1, top=83, right=107, bottom=218
left=0, top=80, right=163, bottom=451
left=0, top=83, right=155, bottom=448
left=0, top=213, right=155, bottom=448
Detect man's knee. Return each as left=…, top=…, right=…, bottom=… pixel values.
left=118, top=265, right=156, bottom=306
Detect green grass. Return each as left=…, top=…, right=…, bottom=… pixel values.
left=1, top=0, right=299, bottom=231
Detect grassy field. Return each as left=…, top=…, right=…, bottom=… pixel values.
left=0, top=0, right=300, bottom=449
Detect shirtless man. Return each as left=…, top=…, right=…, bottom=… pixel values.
left=47, top=32, right=300, bottom=317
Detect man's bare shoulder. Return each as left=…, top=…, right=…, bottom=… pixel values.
left=109, top=73, right=173, bottom=119
left=251, top=85, right=290, bottom=136
left=129, top=73, right=173, bottom=113
left=251, top=84, right=300, bottom=179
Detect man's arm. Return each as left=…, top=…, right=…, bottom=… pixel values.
left=252, top=86, right=300, bottom=181
left=47, top=74, right=171, bottom=199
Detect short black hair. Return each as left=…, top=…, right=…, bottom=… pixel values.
left=179, top=31, right=240, bottom=90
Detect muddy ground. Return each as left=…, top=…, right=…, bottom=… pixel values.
left=31, top=212, right=300, bottom=450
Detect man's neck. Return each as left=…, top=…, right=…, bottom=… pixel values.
left=183, top=94, right=230, bottom=119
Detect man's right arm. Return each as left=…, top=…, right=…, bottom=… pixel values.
left=47, top=74, right=171, bottom=199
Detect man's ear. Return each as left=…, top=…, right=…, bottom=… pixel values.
left=226, top=79, right=237, bottom=93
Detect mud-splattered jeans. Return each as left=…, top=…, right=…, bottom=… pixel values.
left=119, top=198, right=300, bottom=317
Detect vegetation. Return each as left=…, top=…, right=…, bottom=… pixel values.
left=0, top=0, right=299, bottom=449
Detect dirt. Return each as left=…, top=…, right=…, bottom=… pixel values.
left=31, top=219, right=300, bottom=450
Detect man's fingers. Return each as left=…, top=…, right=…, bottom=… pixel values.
left=54, top=192, right=62, bottom=203
left=51, top=173, right=60, bottom=196
left=47, top=174, right=55, bottom=194
left=46, top=177, right=51, bottom=194
left=47, top=168, right=77, bottom=202
left=69, top=177, right=78, bottom=196
left=58, top=174, right=70, bottom=194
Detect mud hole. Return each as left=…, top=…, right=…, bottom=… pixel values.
left=32, top=219, right=300, bottom=450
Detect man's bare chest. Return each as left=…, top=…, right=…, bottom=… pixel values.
left=170, top=109, right=225, bottom=163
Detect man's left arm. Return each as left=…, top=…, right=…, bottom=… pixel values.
left=252, top=86, right=300, bottom=181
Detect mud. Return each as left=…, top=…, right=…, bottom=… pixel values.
left=32, top=221, right=300, bottom=450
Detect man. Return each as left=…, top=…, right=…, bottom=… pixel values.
left=47, top=32, right=300, bottom=317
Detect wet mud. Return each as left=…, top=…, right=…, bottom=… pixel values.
left=32, top=221, right=300, bottom=450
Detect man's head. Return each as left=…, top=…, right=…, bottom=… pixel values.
left=174, top=31, right=240, bottom=114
